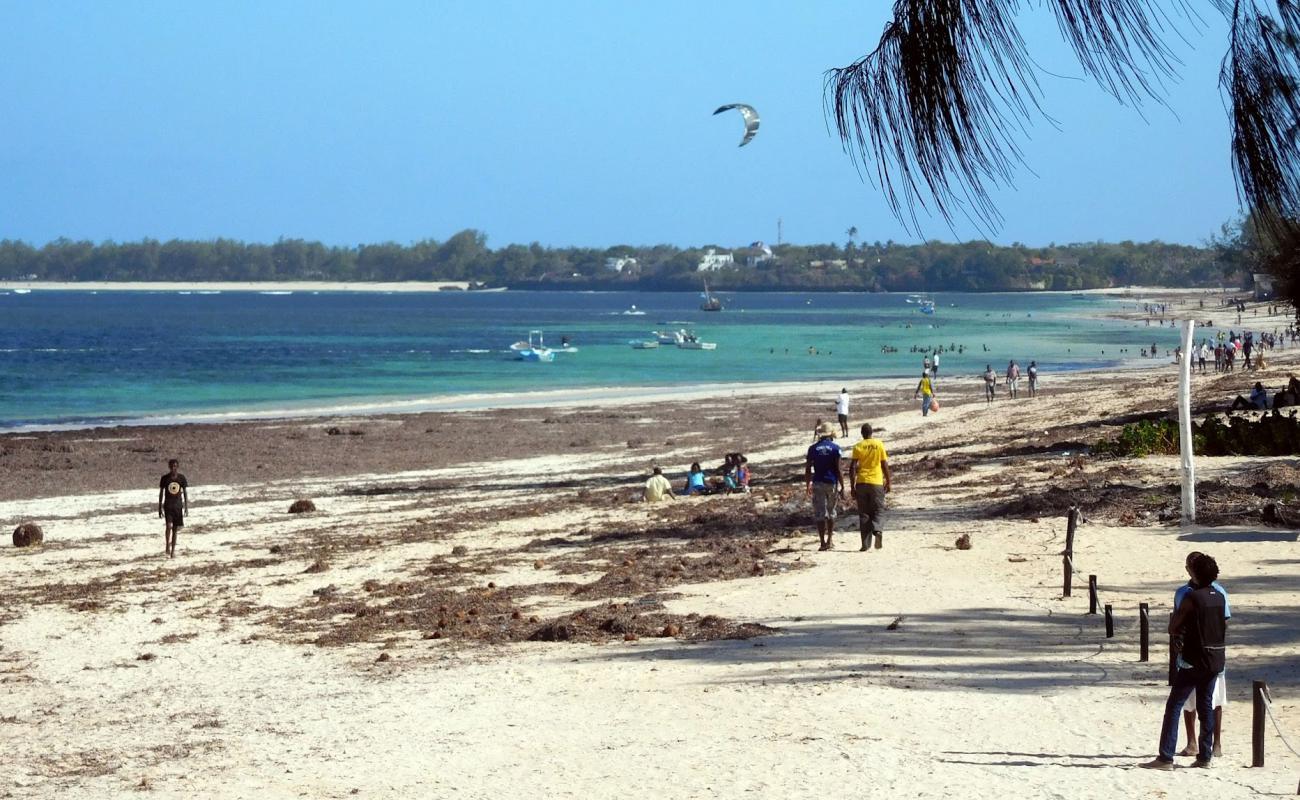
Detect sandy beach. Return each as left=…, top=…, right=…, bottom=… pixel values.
left=3, top=295, right=1300, bottom=799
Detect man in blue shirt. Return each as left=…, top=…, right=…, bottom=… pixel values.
left=1174, top=551, right=1231, bottom=759
left=805, top=422, right=845, bottom=551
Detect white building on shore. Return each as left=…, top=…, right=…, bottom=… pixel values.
left=696, top=248, right=734, bottom=272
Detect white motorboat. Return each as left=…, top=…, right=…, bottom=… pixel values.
left=630, top=340, right=660, bottom=349
left=513, top=330, right=556, bottom=362
left=622, top=304, right=646, bottom=315
left=676, top=330, right=717, bottom=350
left=654, top=330, right=680, bottom=345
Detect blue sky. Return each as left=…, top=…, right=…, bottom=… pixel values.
left=0, top=1, right=1239, bottom=248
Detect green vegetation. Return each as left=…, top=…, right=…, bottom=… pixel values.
left=1095, top=419, right=1182, bottom=458
left=0, top=232, right=1242, bottom=290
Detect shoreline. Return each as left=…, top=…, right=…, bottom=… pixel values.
left=0, top=280, right=1246, bottom=295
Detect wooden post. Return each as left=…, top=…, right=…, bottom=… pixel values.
left=1104, top=604, right=1114, bottom=638
left=1088, top=575, right=1098, bottom=615
left=1063, top=507, right=1078, bottom=597
left=1253, top=679, right=1267, bottom=768
left=1139, top=603, right=1149, bottom=662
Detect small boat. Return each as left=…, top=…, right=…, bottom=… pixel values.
left=676, top=330, right=717, bottom=350
left=513, top=330, right=556, bottom=362
left=622, top=304, right=647, bottom=316
left=12, top=288, right=31, bottom=295
left=630, top=340, right=660, bottom=349
left=919, top=300, right=936, bottom=315
left=700, top=279, right=722, bottom=312
left=654, top=330, right=680, bottom=345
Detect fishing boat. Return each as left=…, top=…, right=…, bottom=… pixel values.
left=919, top=299, right=936, bottom=315
left=512, top=330, right=556, bottom=362
left=654, top=330, right=680, bottom=345
left=622, top=304, right=647, bottom=316
left=700, top=279, right=722, bottom=312
left=630, top=340, right=660, bottom=349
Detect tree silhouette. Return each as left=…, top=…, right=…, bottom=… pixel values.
left=825, top=1, right=1300, bottom=303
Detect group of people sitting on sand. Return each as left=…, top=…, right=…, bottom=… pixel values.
left=1229, top=374, right=1300, bottom=411
left=643, top=453, right=751, bottom=501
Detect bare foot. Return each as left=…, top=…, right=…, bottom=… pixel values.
left=1178, top=745, right=1198, bottom=757
left=1212, top=744, right=1223, bottom=757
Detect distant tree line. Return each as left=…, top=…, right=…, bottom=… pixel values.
left=0, top=229, right=1248, bottom=292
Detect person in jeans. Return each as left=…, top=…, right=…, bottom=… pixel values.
left=1175, top=552, right=1230, bottom=759
left=805, top=422, right=844, bottom=551
left=1141, top=554, right=1228, bottom=770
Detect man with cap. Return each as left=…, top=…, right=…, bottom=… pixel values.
left=805, top=422, right=845, bottom=551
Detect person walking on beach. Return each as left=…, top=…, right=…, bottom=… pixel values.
left=643, top=466, right=675, bottom=502
left=1141, top=553, right=1228, bottom=770
left=805, top=422, right=844, bottom=551
left=1027, top=361, right=1039, bottom=397
left=1006, top=360, right=1021, bottom=398
left=914, top=370, right=936, bottom=416
left=157, top=459, right=188, bottom=558
left=848, top=423, right=891, bottom=551
left=931, top=351, right=940, bottom=378
left=835, top=388, right=850, bottom=438
left=982, top=364, right=997, bottom=404
left=1175, top=551, right=1231, bottom=759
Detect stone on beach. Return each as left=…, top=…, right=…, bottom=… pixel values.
left=288, top=499, right=317, bottom=514
left=12, top=522, right=43, bottom=547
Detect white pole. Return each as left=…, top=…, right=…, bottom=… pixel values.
left=1179, top=319, right=1196, bottom=524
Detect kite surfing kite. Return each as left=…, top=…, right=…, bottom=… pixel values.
left=713, top=103, right=760, bottom=147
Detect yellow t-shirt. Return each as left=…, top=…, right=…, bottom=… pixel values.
left=850, top=439, right=889, bottom=485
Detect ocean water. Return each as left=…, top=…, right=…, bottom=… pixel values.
left=0, top=289, right=1173, bottom=429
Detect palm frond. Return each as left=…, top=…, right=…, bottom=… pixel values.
left=825, top=1, right=1194, bottom=233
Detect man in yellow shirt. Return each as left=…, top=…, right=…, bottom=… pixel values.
left=848, top=423, right=892, bottom=551
left=643, top=466, right=676, bottom=502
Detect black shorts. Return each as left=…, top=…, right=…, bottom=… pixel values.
left=837, top=413, right=848, bottom=425
left=164, top=506, right=184, bottom=528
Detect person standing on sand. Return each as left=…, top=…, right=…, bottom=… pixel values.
left=643, top=466, right=675, bottom=502
left=157, top=459, right=188, bottom=558
left=982, top=364, right=997, bottom=404
left=914, top=370, right=936, bottom=416
left=836, top=388, right=850, bottom=438
left=805, top=422, right=844, bottom=551
left=1174, top=551, right=1231, bottom=760
left=1141, top=554, right=1228, bottom=770
left=1006, top=360, right=1021, bottom=398
left=1027, top=361, right=1039, bottom=397
left=848, top=423, right=891, bottom=551
left=931, top=351, right=940, bottom=378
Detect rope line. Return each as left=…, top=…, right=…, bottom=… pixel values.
left=1262, top=688, right=1300, bottom=760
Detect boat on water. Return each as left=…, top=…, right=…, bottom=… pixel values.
left=512, top=330, right=556, bottom=362
left=630, top=340, right=660, bottom=349
left=653, top=330, right=680, bottom=345
left=919, top=300, right=936, bottom=315
left=12, top=288, right=31, bottom=294
left=700, top=279, right=722, bottom=312
left=675, top=330, right=717, bottom=350
left=622, top=304, right=647, bottom=316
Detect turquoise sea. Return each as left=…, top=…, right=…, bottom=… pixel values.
left=0, top=289, right=1174, bottom=429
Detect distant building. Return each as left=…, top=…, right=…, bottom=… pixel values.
left=1253, top=272, right=1275, bottom=300
left=745, top=241, right=774, bottom=268
left=604, top=256, right=638, bottom=273
left=809, top=259, right=848, bottom=270
left=696, top=248, right=734, bottom=272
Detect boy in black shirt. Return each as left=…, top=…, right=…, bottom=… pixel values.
left=157, top=459, right=189, bottom=558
